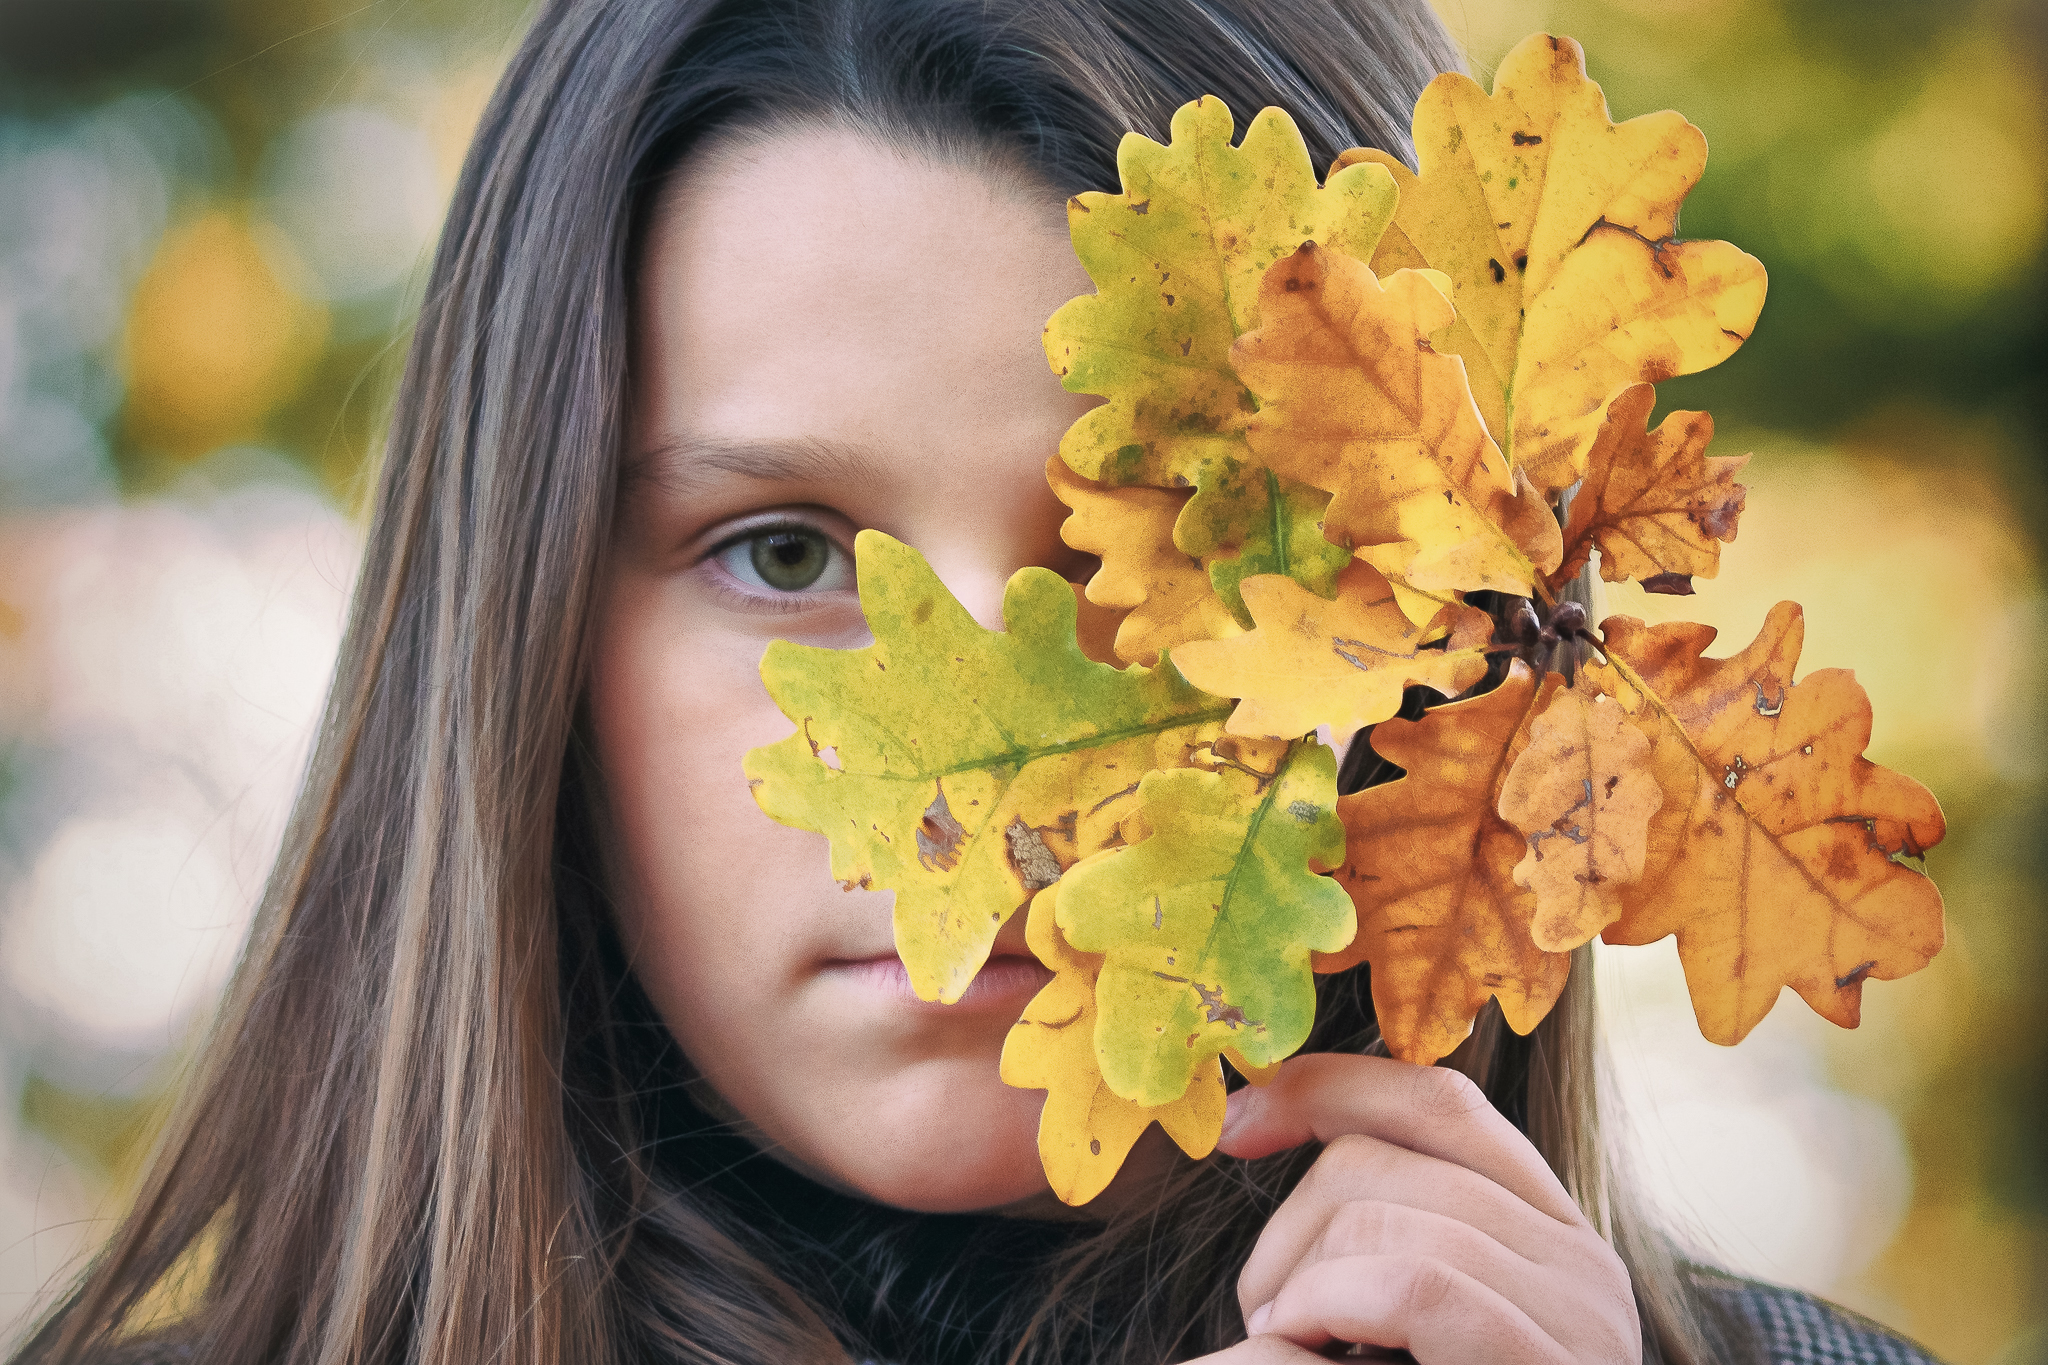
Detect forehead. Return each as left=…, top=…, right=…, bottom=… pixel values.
left=631, top=125, right=1091, bottom=473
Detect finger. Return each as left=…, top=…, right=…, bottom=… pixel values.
left=1185, top=1336, right=1329, bottom=1365
left=1236, top=1137, right=1589, bottom=1309
left=1218, top=1053, right=1582, bottom=1226
left=1240, top=1197, right=1562, bottom=1342
left=1240, top=1197, right=1636, bottom=1357
left=1247, top=1254, right=1575, bottom=1365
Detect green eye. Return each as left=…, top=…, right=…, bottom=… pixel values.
left=712, top=523, right=852, bottom=597
left=751, top=530, right=829, bottom=590
left=713, top=525, right=855, bottom=596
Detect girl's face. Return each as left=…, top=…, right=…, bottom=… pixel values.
left=591, top=128, right=1106, bottom=1213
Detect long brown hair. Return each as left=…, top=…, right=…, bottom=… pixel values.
left=20, top=2, right=1743, bottom=1362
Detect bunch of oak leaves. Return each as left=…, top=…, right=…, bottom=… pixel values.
left=745, top=34, right=1947, bottom=1205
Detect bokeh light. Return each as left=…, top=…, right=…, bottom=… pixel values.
left=0, top=0, right=2041, bottom=1360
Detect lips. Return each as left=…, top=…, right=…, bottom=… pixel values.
left=823, top=951, right=1053, bottom=1011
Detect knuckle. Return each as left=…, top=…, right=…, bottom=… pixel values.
left=1569, top=1230, right=1635, bottom=1291
left=1398, top=1255, right=1462, bottom=1317
left=1323, top=1199, right=1399, bottom=1256
left=1306, top=1133, right=1388, bottom=1191
left=1410, top=1064, right=1487, bottom=1119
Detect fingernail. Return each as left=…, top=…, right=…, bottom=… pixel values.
left=1246, top=1303, right=1271, bottom=1335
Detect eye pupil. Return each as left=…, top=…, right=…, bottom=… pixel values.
left=751, top=530, right=829, bottom=591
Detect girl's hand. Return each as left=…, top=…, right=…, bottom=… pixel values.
left=1197, top=1053, right=1640, bottom=1365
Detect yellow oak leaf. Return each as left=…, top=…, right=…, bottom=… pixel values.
left=1043, top=95, right=1398, bottom=532
left=745, top=532, right=1234, bottom=1003
left=1496, top=685, right=1664, bottom=952
left=1554, top=382, right=1747, bottom=595
left=1336, top=33, right=1767, bottom=494
left=1001, top=885, right=1225, bottom=1206
left=1059, top=740, right=1354, bottom=1106
left=1173, top=562, right=1494, bottom=739
left=1373, top=572, right=1469, bottom=632
left=1230, top=243, right=1561, bottom=597
left=1048, top=455, right=1241, bottom=665
left=1594, top=603, right=1947, bottom=1044
left=1325, top=665, right=1574, bottom=1065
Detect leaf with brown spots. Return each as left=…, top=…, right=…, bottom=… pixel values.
left=1496, top=685, right=1664, bottom=952
left=1552, top=383, right=1748, bottom=595
left=1172, top=562, right=1494, bottom=739
left=1039, top=96, right=1395, bottom=647
left=1334, top=33, right=1767, bottom=494
left=1591, top=602, right=1946, bottom=1044
left=1325, top=665, right=1575, bottom=1066
left=745, top=531, right=1235, bottom=1002
left=1057, top=740, right=1354, bottom=1105
left=1001, top=886, right=1226, bottom=1206
left=1044, top=95, right=1398, bottom=547
left=1229, top=243, right=1563, bottom=598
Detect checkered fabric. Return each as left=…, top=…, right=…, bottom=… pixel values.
left=1714, top=1278, right=1946, bottom=1364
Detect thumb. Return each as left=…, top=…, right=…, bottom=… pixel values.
left=1215, top=1055, right=1338, bottom=1161
left=1214, top=1052, right=1584, bottom=1226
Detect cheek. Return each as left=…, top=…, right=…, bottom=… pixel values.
left=584, top=569, right=1056, bottom=1213
left=585, top=579, right=805, bottom=1041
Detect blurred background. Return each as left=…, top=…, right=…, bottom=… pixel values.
left=0, top=0, right=2040, bottom=1358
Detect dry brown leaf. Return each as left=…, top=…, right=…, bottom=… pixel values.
left=1594, top=603, right=1947, bottom=1044
left=1230, top=243, right=1559, bottom=597
left=1496, top=685, right=1664, bottom=951
left=1325, top=664, right=1573, bottom=1065
left=1554, top=383, right=1748, bottom=595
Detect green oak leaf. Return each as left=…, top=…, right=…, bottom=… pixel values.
left=1206, top=469, right=1352, bottom=627
left=744, top=530, right=1236, bottom=1003
left=1057, top=740, right=1355, bottom=1107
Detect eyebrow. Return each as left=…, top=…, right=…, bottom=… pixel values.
left=622, top=434, right=894, bottom=498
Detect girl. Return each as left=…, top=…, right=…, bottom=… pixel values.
left=20, top=1, right=1943, bottom=1362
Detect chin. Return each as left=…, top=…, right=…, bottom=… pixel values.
left=828, top=1076, right=1054, bottom=1214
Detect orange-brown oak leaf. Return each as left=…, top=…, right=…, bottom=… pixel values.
left=1554, top=383, right=1747, bottom=595
left=1496, top=685, right=1664, bottom=952
left=1325, top=664, right=1573, bottom=1065
left=1335, top=34, right=1767, bottom=495
left=1230, top=243, right=1561, bottom=598
left=1593, top=603, right=1947, bottom=1045
left=1173, top=561, right=1493, bottom=739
